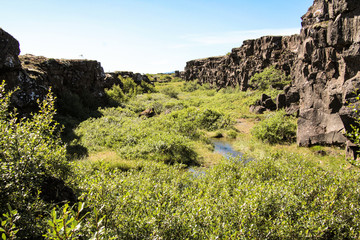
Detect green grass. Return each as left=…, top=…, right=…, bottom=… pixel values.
left=4, top=76, right=360, bottom=239
left=70, top=152, right=360, bottom=239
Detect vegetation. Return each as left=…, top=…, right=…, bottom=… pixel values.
left=1, top=73, right=360, bottom=239
left=251, top=110, right=297, bottom=144
left=105, top=75, right=155, bottom=105
left=250, top=66, right=291, bottom=90
left=0, top=82, right=70, bottom=238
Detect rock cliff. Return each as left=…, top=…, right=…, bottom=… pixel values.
left=16, top=54, right=107, bottom=114
left=183, top=0, right=360, bottom=148
left=0, top=29, right=151, bottom=116
left=183, top=35, right=300, bottom=90
left=0, top=28, right=21, bottom=88
left=294, top=0, right=360, bottom=147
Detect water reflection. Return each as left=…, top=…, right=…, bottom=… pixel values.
left=212, top=139, right=244, bottom=160
left=189, top=139, right=250, bottom=177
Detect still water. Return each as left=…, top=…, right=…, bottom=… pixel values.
left=189, top=139, right=248, bottom=176
left=212, top=139, right=244, bottom=160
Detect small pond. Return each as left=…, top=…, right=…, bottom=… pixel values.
left=212, top=139, right=244, bottom=160
left=189, top=139, right=250, bottom=176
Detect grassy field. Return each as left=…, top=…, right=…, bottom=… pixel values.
left=2, top=76, right=360, bottom=239
left=74, top=76, right=350, bottom=172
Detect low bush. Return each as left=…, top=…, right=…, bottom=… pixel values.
left=74, top=106, right=232, bottom=166
left=105, top=76, right=155, bottom=106
left=105, top=84, right=127, bottom=105
left=65, top=152, right=360, bottom=239
left=181, top=80, right=200, bottom=92
left=160, top=86, right=179, bottom=98
left=250, top=66, right=291, bottom=90
left=252, top=110, right=297, bottom=144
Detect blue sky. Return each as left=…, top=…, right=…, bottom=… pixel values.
left=2, top=0, right=313, bottom=73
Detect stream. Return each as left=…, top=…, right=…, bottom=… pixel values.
left=189, top=139, right=249, bottom=176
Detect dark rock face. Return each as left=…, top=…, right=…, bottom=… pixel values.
left=104, top=71, right=152, bottom=89
left=0, top=29, right=151, bottom=115
left=250, top=94, right=277, bottom=114
left=183, top=0, right=360, bottom=148
left=183, top=35, right=300, bottom=90
left=293, top=0, right=360, bottom=146
left=0, top=28, right=22, bottom=89
left=14, top=54, right=107, bottom=113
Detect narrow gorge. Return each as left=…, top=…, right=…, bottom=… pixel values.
left=1, top=0, right=360, bottom=153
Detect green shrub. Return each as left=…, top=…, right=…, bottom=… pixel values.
left=160, top=86, right=179, bottom=98
left=250, top=66, right=291, bottom=90
left=181, top=80, right=200, bottom=92
left=105, top=84, right=127, bottom=105
left=159, top=75, right=172, bottom=82
left=105, top=76, right=155, bottom=106
left=227, top=129, right=238, bottom=139
left=69, top=153, right=360, bottom=239
left=252, top=110, right=297, bottom=144
left=74, top=106, right=232, bottom=166
left=346, top=93, right=360, bottom=167
left=0, top=82, right=69, bottom=238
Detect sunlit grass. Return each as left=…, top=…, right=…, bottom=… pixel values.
left=80, top=151, right=143, bottom=171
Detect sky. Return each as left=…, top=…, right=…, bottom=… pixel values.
left=2, top=0, right=314, bottom=73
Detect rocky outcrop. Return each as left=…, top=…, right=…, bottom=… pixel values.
left=0, top=28, right=22, bottom=89
left=15, top=54, right=107, bottom=114
left=293, top=0, right=360, bottom=147
left=183, top=0, right=360, bottom=148
left=183, top=35, right=300, bottom=90
left=0, top=29, right=151, bottom=116
left=250, top=94, right=277, bottom=114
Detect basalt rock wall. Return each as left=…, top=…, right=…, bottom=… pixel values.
left=183, top=0, right=360, bottom=148
left=183, top=35, right=300, bottom=90
left=0, top=29, right=150, bottom=115
left=15, top=54, right=107, bottom=113
left=294, top=0, right=360, bottom=147
left=0, top=29, right=22, bottom=89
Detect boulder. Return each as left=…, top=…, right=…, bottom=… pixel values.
left=249, top=105, right=266, bottom=114
left=139, top=108, right=155, bottom=118
left=276, top=93, right=286, bottom=110
left=263, top=98, right=277, bottom=111
left=0, top=28, right=22, bottom=91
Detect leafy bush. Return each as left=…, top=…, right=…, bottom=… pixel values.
left=105, top=76, right=155, bottom=105
left=68, top=153, right=360, bottom=239
left=250, top=66, right=291, bottom=90
left=105, top=84, right=127, bottom=105
left=159, top=75, right=172, bottom=82
left=346, top=93, right=360, bottom=167
left=160, top=86, right=179, bottom=98
left=252, top=110, right=297, bottom=144
left=181, top=80, right=200, bottom=92
left=0, top=81, right=70, bottom=238
left=74, top=106, right=232, bottom=166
